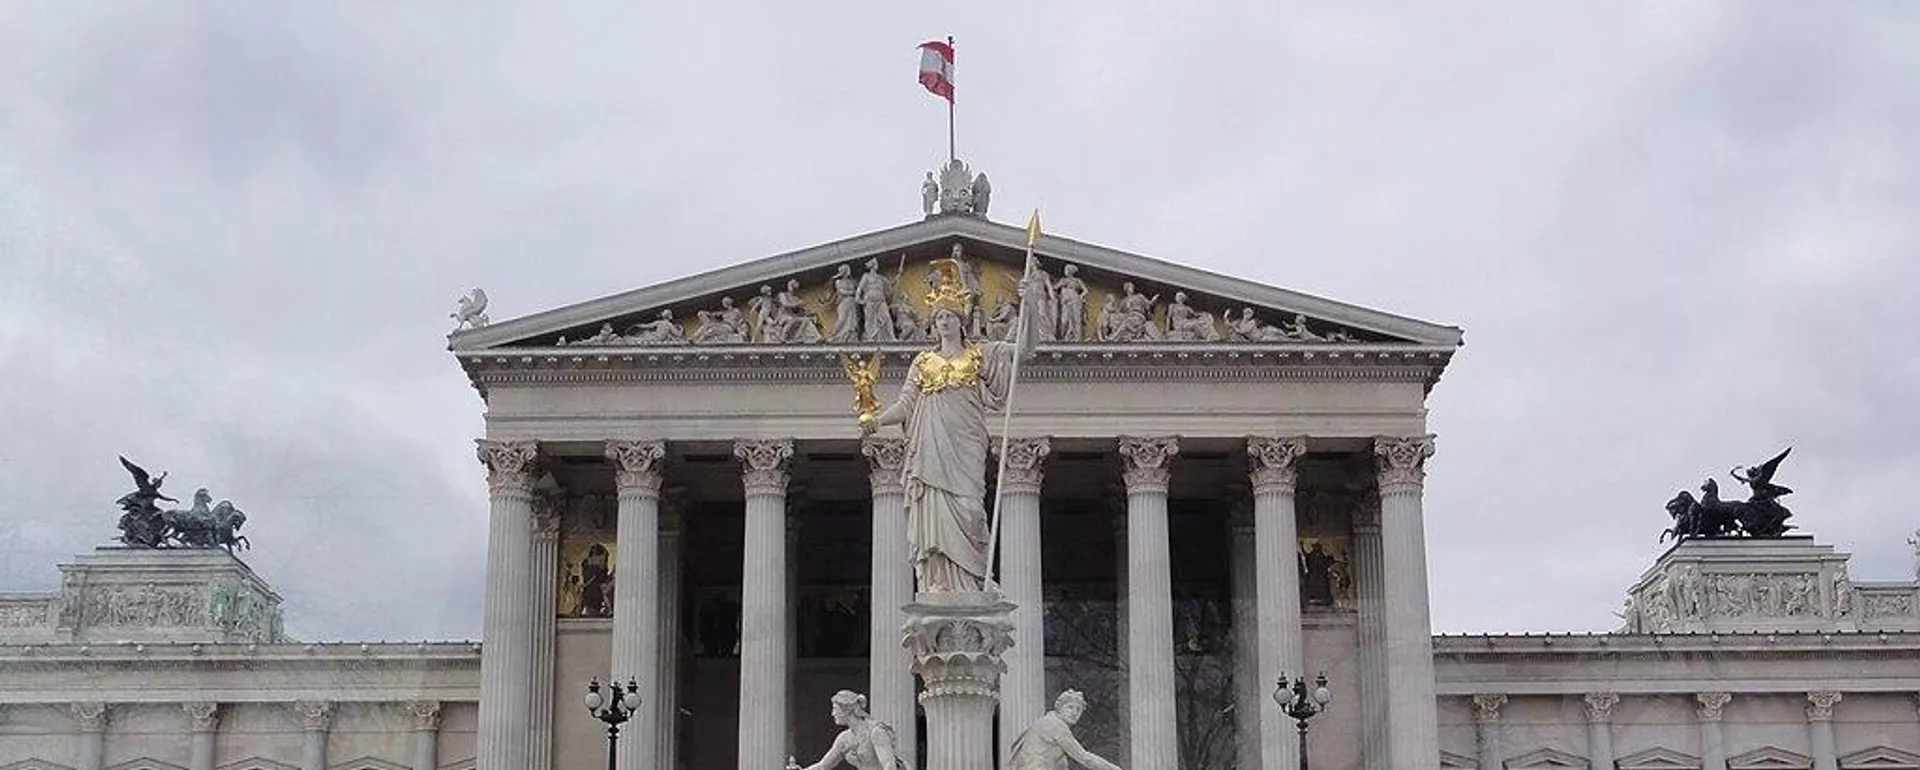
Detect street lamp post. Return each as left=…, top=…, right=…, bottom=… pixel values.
left=585, top=677, right=643, bottom=770
left=1275, top=672, right=1332, bottom=770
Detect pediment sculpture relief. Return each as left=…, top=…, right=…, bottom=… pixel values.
left=550, top=246, right=1376, bottom=348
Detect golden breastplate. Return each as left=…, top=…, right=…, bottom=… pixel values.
left=915, top=346, right=983, bottom=393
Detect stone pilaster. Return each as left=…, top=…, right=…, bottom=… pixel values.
left=1351, top=491, right=1389, bottom=770
left=407, top=700, right=442, bottom=770
left=995, top=436, right=1051, bottom=769
left=294, top=700, right=333, bottom=770
left=1117, top=435, right=1179, bottom=770
left=1582, top=692, right=1618, bottom=770
left=607, top=439, right=666, bottom=770
left=1807, top=691, right=1842, bottom=770
left=71, top=702, right=108, bottom=770
left=529, top=497, right=561, bottom=770
left=1696, top=692, right=1731, bottom=770
left=1249, top=435, right=1308, bottom=770
left=476, top=438, right=539, bottom=770
left=657, top=499, right=685, bottom=770
left=1471, top=694, right=1506, bottom=770
left=1376, top=435, right=1439, bottom=770
left=904, top=593, right=1016, bottom=770
left=863, top=435, right=915, bottom=770
left=183, top=702, right=219, bottom=770
left=1227, top=503, right=1259, bottom=770
left=734, top=438, right=794, bottom=770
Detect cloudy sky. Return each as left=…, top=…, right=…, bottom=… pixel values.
left=3, top=3, right=1916, bottom=640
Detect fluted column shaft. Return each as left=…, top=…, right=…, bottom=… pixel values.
left=295, top=701, right=333, bottom=770
left=1808, top=691, right=1842, bottom=770
left=658, top=503, right=685, bottom=770
left=1697, top=692, right=1730, bottom=770
left=1250, top=436, right=1308, bottom=770
left=864, top=437, right=915, bottom=769
left=529, top=502, right=561, bottom=770
left=735, top=439, right=795, bottom=770
left=1111, top=508, right=1131, bottom=766
left=1583, top=692, right=1618, bottom=770
left=1376, top=435, right=1440, bottom=770
left=1228, top=508, right=1259, bottom=770
left=1352, top=496, right=1388, bottom=770
left=1472, top=694, right=1506, bottom=770
left=607, top=439, right=666, bottom=770
left=1118, top=436, right=1179, bottom=770
left=183, top=702, right=219, bottom=770
left=408, top=701, right=443, bottom=770
left=996, top=437, right=1051, bottom=768
left=71, top=703, right=108, bottom=770
left=476, top=439, right=539, bottom=770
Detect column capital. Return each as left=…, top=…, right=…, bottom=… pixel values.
left=1805, top=690, right=1842, bottom=722
left=1696, top=691, right=1731, bottom=722
left=862, top=436, right=907, bottom=496
left=293, top=700, right=334, bottom=731
left=1471, top=693, right=1508, bottom=724
left=1374, top=435, right=1436, bottom=493
left=1117, top=435, right=1179, bottom=494
left=1246, top=436, right=1307, bottom=495
left=182, top=701, right=219, bottom=732
left=734, top=438, right=794, bottom=497
left=405, top=700, right=443, bottom=731
left=606, top=439, right=667, bottom=496
left=1583, top=691, right=1619, bottom=723
left=70, top=702, right=109, bottom=732
left=476, top=439, right=540, bottom=496
left=995, top=437, right=1052, bottom=496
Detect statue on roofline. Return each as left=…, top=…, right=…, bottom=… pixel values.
left=1660, top=447, right=1797, bottom=543
left=114, top=457, right=250, bottom=552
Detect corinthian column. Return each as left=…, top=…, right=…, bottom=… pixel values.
left=734, top=438, right=794, bottom=770
left=1117, top=435, right=1179, bottom=770
left=528, top=498, right=561, bottom=770
left=1248, top=435, right=1308, bottom=770
left=1696, top=692, right=1730, bottom=770
left=1807, top=691, right=1842, bottom=770
left=476, top=439, right=539, bottom=770
left=657, top=499, right=686, bottom=770
left=1472, top=694, right=1506, bottom=770
left=1376, top=435, right=1439, bottom=770
left=1351, top=492, right=1388, bottom=770
left=995, top=436, right=1051, bottom=768
left=407, top=700, right=442, bottom=770
left=294, top=700, right=333, bottom=770
left=71, top=703, right=108, bottom=770
left=607, top=439, right=666, bottom=770
left=1583, top=692, right=1618, bottom=770
left=183, top=702, right=219, bottom=770
left=863, top=436, right=915, bottom=769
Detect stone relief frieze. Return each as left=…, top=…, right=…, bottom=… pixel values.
left=1859, top=591, right=1916, bottom=619
left=1627, top=565, right=1853, bottom=633
left=0, top=599, right=50, bottom=628
left=542, top=248, right=1380, bottom=349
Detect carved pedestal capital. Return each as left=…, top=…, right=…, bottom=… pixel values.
left=994, top=437, right=1052, bottom=496
left=405, top=700, right=443, bottom=731
left=1117, top=436, right=1179, bottom=494
left=182, top=701, right=220, bottom=732
left=1806, top=691, right=1842, bottom=721
left=734, top=439, right=794, bottom=497
left=1583, top=691, right=1619, bottom=723
left=1472, top=693, right=1509, bottom=724
left=70, top=702, right=109, bottom=732
left=606, top=439, right=667, bottom=496
left=293, top=700, right=334, bottom=731
left=1247, top=436, right=1307, bottom=496
left=902, top=593, right=1015, bottom=769
left=1374, top=434, right=1436, bottom=494
left=862, top=436, right=907, bottom=496
left=1696, top=692, right=1732, bottom=721
left=476, top=439, right=540, bottom=496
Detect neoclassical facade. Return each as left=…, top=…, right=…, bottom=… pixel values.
left=2, top=210, right=1917, bottom=770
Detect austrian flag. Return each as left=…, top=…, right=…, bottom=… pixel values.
left=917, top=39, right=954, bottom=102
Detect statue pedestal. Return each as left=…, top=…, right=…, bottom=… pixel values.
left=903, top=591, right=1015, bottom=770
left=1625, top=537, right=1855, bottom=634
left=51, top=547, right=286, bottom=644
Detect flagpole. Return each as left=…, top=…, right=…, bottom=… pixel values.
left=985, top=212, right=1041, bottom=586
left=946, top=35, right=957, bottom=162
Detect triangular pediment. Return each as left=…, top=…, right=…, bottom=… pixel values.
left=1729, top=746, right=1814, bottom=770
left=450, top=216, right=1462, bottom=352
left=102, top=760, right=188, bottom=770
left=1441, top=749, right=1478, bottom=768
left=216, top=759, right=298, bottom=770
left=1506, top=747, right=1591, bottom=769
left=328, top=758, right=407, bottom=770
left=0, top=760, right=77, bottom=770
left=436, top=760, right=476, bottom=770
left=1618, top=746, right=1702, bottom=770
left=1842, top=746, right=1920, bottom=769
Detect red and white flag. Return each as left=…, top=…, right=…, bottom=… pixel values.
left=917, top=39, right=954, bottom=102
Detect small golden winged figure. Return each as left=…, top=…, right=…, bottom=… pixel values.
left=841, top=353, right=883, bottom=433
